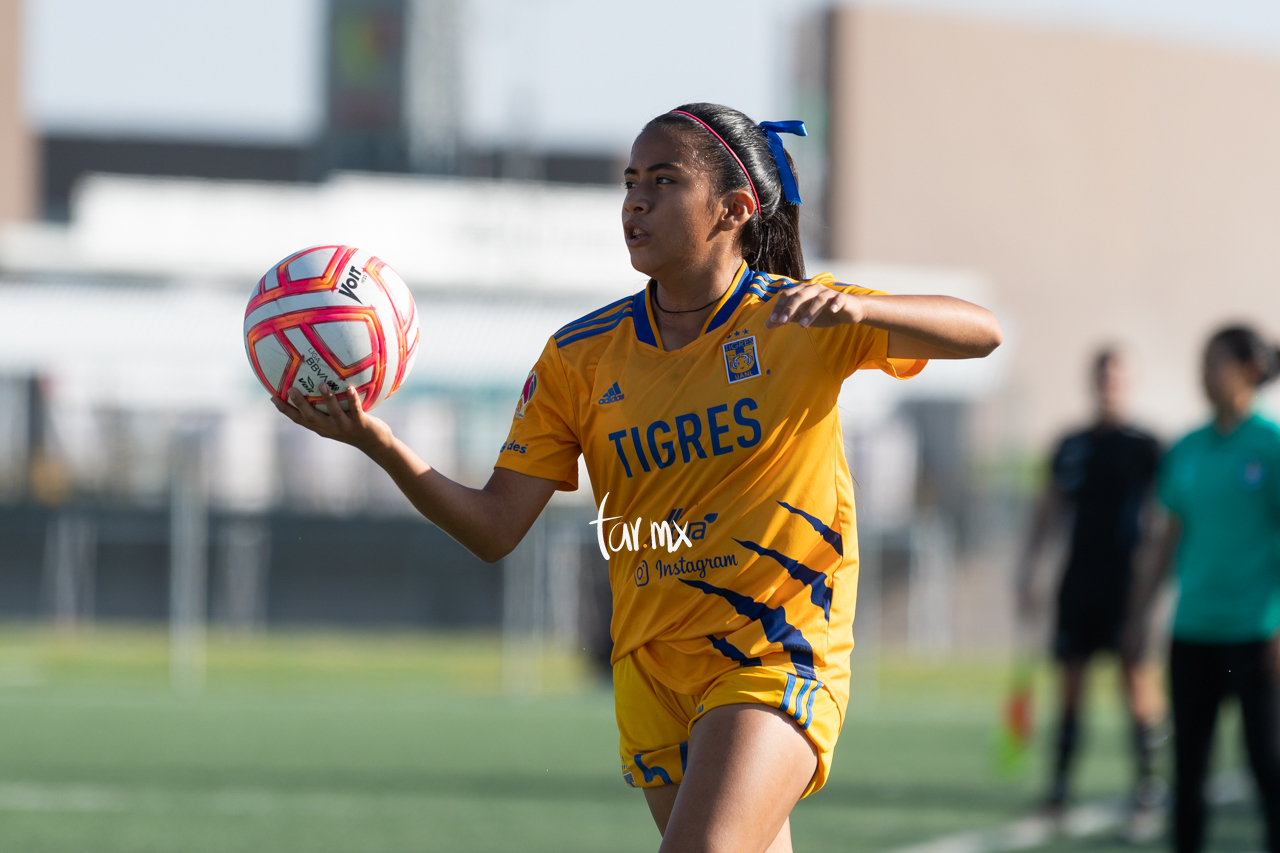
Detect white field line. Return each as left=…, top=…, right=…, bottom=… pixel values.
left=886, top=769, right=1250, bottom=853
left=0, top=769, right=1256, bottom=828
left=0, top=782, right=446, bottom=817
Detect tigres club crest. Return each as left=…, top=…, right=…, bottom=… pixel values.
left=515, top=369, right=537, bottom=418
left=723, top=335, right=762, bottom=383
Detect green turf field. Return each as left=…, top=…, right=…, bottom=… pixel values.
left=0, top=624, right=1262, bottom=852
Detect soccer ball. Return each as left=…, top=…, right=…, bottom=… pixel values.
left=244, top=245, right=419, bottom=412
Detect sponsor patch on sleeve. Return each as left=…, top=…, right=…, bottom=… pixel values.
left=514, top=369, right=537, bottom=418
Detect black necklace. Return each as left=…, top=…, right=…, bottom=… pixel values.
left=652, top=284, right=728, bottom=314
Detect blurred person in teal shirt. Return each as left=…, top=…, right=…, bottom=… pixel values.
left=1128, top=325, right=1280, bottom=853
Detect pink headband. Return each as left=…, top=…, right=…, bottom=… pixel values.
left=669, top=110, right=760, bottom=217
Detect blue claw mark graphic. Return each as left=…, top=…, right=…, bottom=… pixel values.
left=734, top=539, right=831, bottom=621
left=681, top=579, right=815, bottom=678
left=777, top=501, right=843, bottom=556
left=707, top=634, right=762, bottom=667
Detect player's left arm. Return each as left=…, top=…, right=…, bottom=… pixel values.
left=763, top=287, right=1002, bottom=359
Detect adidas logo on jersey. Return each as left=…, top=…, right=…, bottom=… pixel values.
left=598, top=382, right=625, bottom=405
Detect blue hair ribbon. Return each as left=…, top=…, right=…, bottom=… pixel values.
left=759, top=120, right=807, bottom=205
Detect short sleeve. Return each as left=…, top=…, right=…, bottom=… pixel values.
left=1050, top=435, right=1083, bottom=497
left=801, top=276, right=928, bottom=381
left=494, top=337, right=581, bottom=491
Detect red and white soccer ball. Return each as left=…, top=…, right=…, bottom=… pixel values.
left=244, top=245, right=419, bottom=412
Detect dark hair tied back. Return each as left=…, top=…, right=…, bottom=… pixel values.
left=645, top=103, right=805, bottom=280
left=1208, top=325, right=1280, bottom=387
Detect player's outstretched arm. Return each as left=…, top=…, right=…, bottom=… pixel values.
left=763, top=287, right=1002, bottom=360
left=272, top=383, right=558, bottom=563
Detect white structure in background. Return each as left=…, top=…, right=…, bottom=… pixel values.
left=0, top=172, right=640, bottom=293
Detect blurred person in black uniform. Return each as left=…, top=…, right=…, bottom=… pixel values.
left=1017, top=348, right=1164, bottom=828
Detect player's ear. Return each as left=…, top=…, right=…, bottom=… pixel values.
left=717, top=188, right=756, bottom=232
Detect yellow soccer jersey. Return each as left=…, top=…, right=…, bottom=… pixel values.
left=497, top=261, right=925, bottom=702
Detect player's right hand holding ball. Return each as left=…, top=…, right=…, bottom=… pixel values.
left=273, top=383, right=392, bottom=455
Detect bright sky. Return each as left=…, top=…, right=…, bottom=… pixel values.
left=23, top=0, right=1280, bottom=150
left=24, top=0, right=326, bottom=143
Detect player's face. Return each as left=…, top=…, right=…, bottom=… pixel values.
left=622, top=126, right=727, bottom=278
left=1094, top=356, right=1128, bottom=419
left=1202, top=341, right=1258, bottom=411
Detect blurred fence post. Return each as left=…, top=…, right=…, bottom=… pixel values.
left=0, top=376, right=28, bottom=500
left=503, top=513, right=546, bottom=696
left=547, top=515, right=581, bottom=646
left=908, top=509, right=955, bottom=657
left=214, top=518, right=270, bottom=632
left=42, top=512, right=97, bottom=632
left=170, top=429, right=208, bottom=695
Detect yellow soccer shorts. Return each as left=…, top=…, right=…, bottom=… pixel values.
left=615, top=650, right=843, bottom=798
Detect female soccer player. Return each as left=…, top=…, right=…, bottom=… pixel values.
left=1128, top=326, right=1280, bottom=853
left=274, top=103, right=1002, bottom=852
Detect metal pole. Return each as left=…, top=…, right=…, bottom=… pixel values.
left=170, top=430, right=208, bottom=695
left=216, top=518, right=270, bottom=631
left=547, top=515, right=582, bottom=646
left=908, top=509, right=954, bottom=658
left=502, top=513, right=546, bottom=696
left=43, top=513, right=96, bottom=633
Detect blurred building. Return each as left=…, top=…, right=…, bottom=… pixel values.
left=804, top=6, right=1280, bottom=653
left=34, top=0, right=620, bottom=221
left=0, top=0, right=37, bottom=223
left=823, top=5, right=1280, bottom=450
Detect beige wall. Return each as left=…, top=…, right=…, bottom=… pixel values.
left=828, top=6, right=1280, bottom=448
left=0, top=0, right=36, bottom=224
